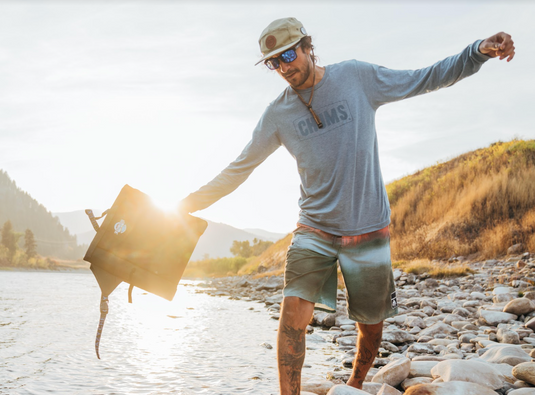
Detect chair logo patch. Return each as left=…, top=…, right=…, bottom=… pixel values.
left=114, top=220, right=127, bottom=235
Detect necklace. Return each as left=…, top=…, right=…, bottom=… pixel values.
left=291, top=61, right=323, bottom=129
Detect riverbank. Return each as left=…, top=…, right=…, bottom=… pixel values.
left=195, top=252, right=535, bottom=395
left=0, top=259, right=90, bottom=272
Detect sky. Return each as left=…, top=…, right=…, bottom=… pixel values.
left=1, top=1, right=534, bottom=234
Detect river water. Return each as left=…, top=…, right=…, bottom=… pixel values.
left=0, top=271, right=341, bottom=395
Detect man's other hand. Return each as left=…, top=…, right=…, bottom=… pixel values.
left=479, top=32, right=515, bottom=62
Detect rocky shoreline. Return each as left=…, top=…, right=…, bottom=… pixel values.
left=194, top=252, right=535, bottom=395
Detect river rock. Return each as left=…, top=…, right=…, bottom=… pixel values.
left=443, top=314, right=464, bottom=325
left=471, top=291, right=487, bottom=300
left=407, top=343, right=435, bottom=354
left=494, top=286, right=514, bottom=295
left=430, top=359, right=505, bottom=389
left=497, top=328, right=521, bottom=344
left=408, top=361, right=439, bottom=378
left=382, top=329, right=417, bottom=344
left=371, top=357, right=410, bottom=387
left=427, top=339, right=455, bottom=347
left=509, top=389, right=535, bottom=395
left=495, top=293, right=515, bottom=303
left=265, top=294, right=284, bottom=305
left=256, top=277, right=284, bottom=291
left=484, top=361, right=516, bottom=384
left=417, top=322, right=457, bottom=338
left=335, top=316, right=356, bottom=327
left=313, top=311, right=337, bottom=327
left=509, top=243, right=524, bottom=255
left=504, top=298, right=535, bottom=316
left=405, top=316, right=426, bottom=329
left=361, top=383, right=383, bottom=395
left=479, top=345, right=532, bottom=366
left=336, top=336, right=357, bottom=347
left=401, top=377, right=433, bottom=390
left=479, top=309, right=518, bottom=325
left=301, top=380, right=334, bottom=394
left=526, top=317, right=535, bottom=331
left=513, top=362, right=535, bottom=386
left=403, top=381, right=499, bottom=395
left=326, top=385, right=371, bottom=395
left=360, top=383, right=400, bottom=395
left=377, top=383, right=402, bottom=395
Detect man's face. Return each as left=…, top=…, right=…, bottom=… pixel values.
left=273, top=45, right=313, bottom=89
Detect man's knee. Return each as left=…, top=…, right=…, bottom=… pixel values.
left=280, top=296, right=314, bottom=328
left=358, top=321, right=383, bottom=331
left=357, top=321, right=384, bottom=345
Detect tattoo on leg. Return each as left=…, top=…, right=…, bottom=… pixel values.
left=279, top=324, right=306, bottom=394
left=347, top=323, right=383, bottom=389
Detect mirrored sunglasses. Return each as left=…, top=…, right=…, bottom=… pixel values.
left=264, top=43, right=301, bottom=70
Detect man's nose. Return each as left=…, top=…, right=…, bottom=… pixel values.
left=279, top=61, right=291, bottom=73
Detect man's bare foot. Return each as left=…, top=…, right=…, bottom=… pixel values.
left=345, top=377, right=363, bottom=389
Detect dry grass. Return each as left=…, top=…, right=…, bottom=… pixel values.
left=393, top=259, right=474, bottom=278
left=388, top=139, right=535, bottom=260
left=238, top=234, right=292, bottom=275
left=252, top=267, right=285, bottom=279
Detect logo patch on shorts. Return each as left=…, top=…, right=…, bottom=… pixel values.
left=391, top=291, right=398, bottom=309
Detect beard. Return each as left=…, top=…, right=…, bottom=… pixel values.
left=283, top=58, right=313, bottom=89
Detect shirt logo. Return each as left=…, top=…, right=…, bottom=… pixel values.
left=114, top=220, right=127, bottom=235
left=293, top=100, right=353, bottom=141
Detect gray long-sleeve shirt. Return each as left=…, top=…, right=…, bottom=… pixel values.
left=183, top=40, right=490, bottom=236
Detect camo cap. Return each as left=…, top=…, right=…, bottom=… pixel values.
left=255, top=17, right=307, bottom=65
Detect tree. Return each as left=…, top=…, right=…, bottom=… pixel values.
left=1, top=221, right=16, bottom=261
left=24, top=229, right=37, bottom=258
left=251, top=239, right=273, bottom=256
left=230, top=240, right=252, bottom=258
left=230, top=239, right=273, bottom=258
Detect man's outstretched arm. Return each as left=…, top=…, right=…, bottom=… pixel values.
left=478, top=32, right=515, bottom=62
left=360, top=31, right=515, bottom=109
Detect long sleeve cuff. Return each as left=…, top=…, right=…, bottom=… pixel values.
left=473, top=39, right=493, bottom=62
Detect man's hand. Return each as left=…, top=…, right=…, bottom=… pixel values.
left=479, top=32, right=515, bottom=62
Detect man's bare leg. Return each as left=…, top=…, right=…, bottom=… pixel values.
left=346, top=321, right=383, bottom=389
left=277, top=296, right=315, bottom=395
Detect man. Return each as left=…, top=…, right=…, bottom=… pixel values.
left=180, top=17, right=515, bottom=395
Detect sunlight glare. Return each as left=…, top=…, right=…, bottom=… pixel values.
left=150, top=196, right=178, bottom=213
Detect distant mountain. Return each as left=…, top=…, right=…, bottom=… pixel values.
left=53, top=210, right=287, bottom=261
left=0, top=170, right=85, bottom=259
left=53, top=210, right=102, bottom=246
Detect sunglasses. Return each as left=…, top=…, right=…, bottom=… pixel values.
left=264, top=43, right=301, bottom=70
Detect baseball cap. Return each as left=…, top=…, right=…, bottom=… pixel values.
left=255, top=17, right=307, bottom=66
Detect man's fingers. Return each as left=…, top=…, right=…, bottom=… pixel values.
left=481, top=32, right=515, bottom=61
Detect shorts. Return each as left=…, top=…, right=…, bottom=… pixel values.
left=283, top=224, right=398, bottom=324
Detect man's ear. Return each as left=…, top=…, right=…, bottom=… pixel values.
left=301, top=45, right=311, bottom=56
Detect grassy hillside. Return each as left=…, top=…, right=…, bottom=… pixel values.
left=388, top=139, right=535, bottom=260
left=238, top=234, right=292, bottom=276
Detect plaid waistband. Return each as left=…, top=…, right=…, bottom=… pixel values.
left=295, top=223, right=390, bottom=248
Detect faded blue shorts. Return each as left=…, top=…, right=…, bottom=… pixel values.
left=284, top=224, right=398, bottom=324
